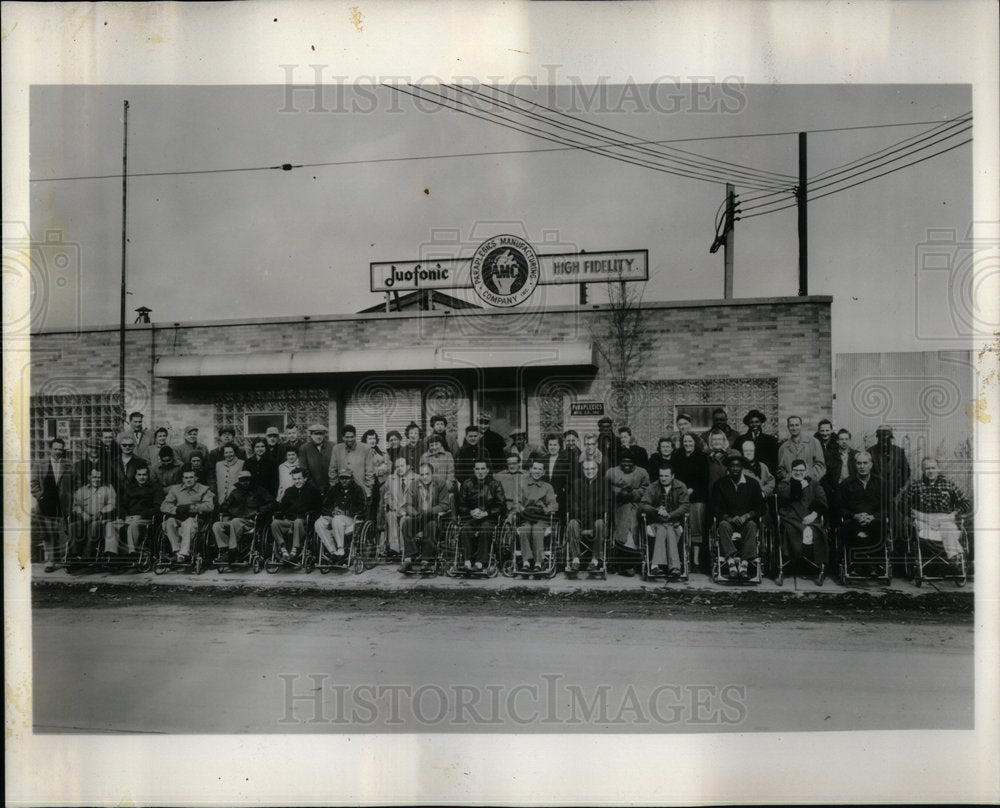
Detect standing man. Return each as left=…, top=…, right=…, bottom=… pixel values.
left=700, top=408, right=737, bottom=447
left=31, top=437, right=74, bottom=572
left=175, top=425, right=209, bottom=465
left=329, top=424, right=375, bottom=498
left=814, top=419, right=837, bottom=458
left=507, top=428, right=537, bottom=469
left=382, top=456, right=416, bottom=560
left=150, top=427, right=171, bottom=463
left=618, top=427, right=648, bottom=472
left=278, top=423, right=303, bottom=460
left=673, top=413, right=706, bottom=453
left=74, top=437, right=109, bottom=492
left=126, top=411, right=154, bottom=462
left=111, top=433, right=149, bottom=494
left=596, top=416, right=620, bottom=470
left=476, top=412, right=507, bottom=466
left=733, top=409, right=779, bottom=475
left=208, top=425, right=247, bottom=466
left=152, top=446, right=183, bottom=490
left=867, top=425, right=911, bottom=544
left=263, top=426, right=284, bottom=465
left=99, top=427, right=120, bottom=469
left=777, top=415, right=826, bottom=483
left=298, top=423, right=333, bottom=493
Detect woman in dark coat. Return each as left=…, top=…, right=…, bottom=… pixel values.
left=646, top=437, right=675, bottom=480
left=671, top=432, right=710, bottom=566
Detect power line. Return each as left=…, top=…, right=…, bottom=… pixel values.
left=389, top=84, right=785, bottom=191
left=737, top=136, right=972, bottom=220
left=470, top=82, right=796, bottom=184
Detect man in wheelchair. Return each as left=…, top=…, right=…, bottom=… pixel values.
left=270, top=467, right=322, bottom=561
left=776, top=458, right=829, bottom=571
left=315, top=467, right=367, bottom=564
left=515, top=458, right=559, bottom=572
left=212, top=470, right=275, bottom=565
left=399, top=462, right=450, bottom=573
left=639, top=464, right=690, bottom=579
left=838, top=451, right=885, bottom=575
left=710, top=452, right=766, bottom=580
left=457, top=459, right=505, bottom=572
left=898, top=458, right=971, bottom=571
left=104, top=465, right=162, bottom=562
left=160, top=467, right=216, bottom=563
left=565, top=458, right=608, bottom=572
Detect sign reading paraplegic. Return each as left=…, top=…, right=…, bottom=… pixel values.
left=370, top=237, right=648, bottom=306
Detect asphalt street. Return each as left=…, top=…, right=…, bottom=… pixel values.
left=32, top=594, right=972, bottom=734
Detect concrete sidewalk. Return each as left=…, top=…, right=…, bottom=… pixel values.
left=31, top=560, right=975, bottom=600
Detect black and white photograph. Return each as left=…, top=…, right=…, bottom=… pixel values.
left=4, top=1, right=998, bottom=805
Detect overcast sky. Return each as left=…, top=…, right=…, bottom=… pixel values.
left=30, top=82, right=971, bottom=353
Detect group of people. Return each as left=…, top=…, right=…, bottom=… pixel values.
left=30, top=407, right=972, bottom=580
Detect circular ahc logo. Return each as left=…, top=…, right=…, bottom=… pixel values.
left=470, top=235, right=539, bottom=307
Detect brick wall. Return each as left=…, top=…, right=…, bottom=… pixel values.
left=30, top=297, right=832, bottom=456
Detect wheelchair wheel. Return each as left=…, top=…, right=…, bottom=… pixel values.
left=135, top=547, right=153, bottom=574
left=252, top=555, right=263, bottom=574
left=194, top=556, right=204, bottom=575
left=304, top=554, right=315, bottom=574
left=955, top=554, right=967, bottom=587
left=265, top=558, right=281, bottom=574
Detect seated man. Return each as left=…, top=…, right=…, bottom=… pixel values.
left=494, top=451, right=526, bottom=522
left=270, top=467, right=322, bottom=560
left=457, top=459, right=505, bottom=572
left=710, top=453, right=766, bottom=579
left=606, top=450, right=650, bottom=576
left=315, top=468, right=367, bottom=563
left=777, top=458, right=829, bottom=568
left=516, top=458, right=559, bottom=571
left=160, top=467, right=216, bottom=563
left=382, top=456, right=416, bottom=559
left=639, top=464, right=690, bottom=578
left=104, top=465, right=162, bottom=559
left=68, top=468, right=117, bottom=559
left=212, top=470, right=275, bottom=564
left=838, top=451, right=884, bottom=569
left=399, top=462, right=450, bottom=573
left=565, top=458, right=609, bottom=571
left=898, top=458, right=972, bottom=569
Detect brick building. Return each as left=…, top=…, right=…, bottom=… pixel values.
left=29, top=295, right=832, bottom=460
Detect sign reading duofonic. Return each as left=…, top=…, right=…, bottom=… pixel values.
left=370, top=240, right=648, bottom=305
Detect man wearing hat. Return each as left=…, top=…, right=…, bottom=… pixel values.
left=74, top=436, right=110, bottom=492
left=776, top=415, right=826, bottom=483
left=175, top=425, right=209, bottom=466
left=419, top=414, right=460, bottom=458
left=710, top=452, right=766, bottom=580
left=211, top=470, right=274, bottom=565
left=699, top=408, right=737, bottom=447
left=596, top=416, right=621, bottom=469
left=263, top=426, right=284, bottom=465
left=315, top=467, right=367, bottom=562
left=278, top=423, right=303, bottom=460
left=734, top=409, right=780, bottom=474
left=506, top=428, right=537, bottom=469
left=298, top=423, right=333, bottom=493
left=866, top=425, right=911, bottom=547
left=672, top=413, right=706, bottom=454
left=476, top=412, right=507, bottom=465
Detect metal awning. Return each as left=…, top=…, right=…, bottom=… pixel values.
left=154, top=343, right=596, bottom=378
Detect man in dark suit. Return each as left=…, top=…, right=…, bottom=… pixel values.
left=297, top=423, right=333, bottom=493
left=732, top=409, right=780, bottom=476
left=109, top=433, right=150, bottom=495
left=31, top=437, right=74, bottom=571
left=539, top=434, right=573, bottom=511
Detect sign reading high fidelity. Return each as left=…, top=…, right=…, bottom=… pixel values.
left=370, top=239, right=648, bottom=303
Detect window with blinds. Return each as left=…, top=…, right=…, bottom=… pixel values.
left=343, top=383, right=423, bottom=444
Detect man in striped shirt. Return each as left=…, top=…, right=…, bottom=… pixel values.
left=898, top=458, right=971, bottom=566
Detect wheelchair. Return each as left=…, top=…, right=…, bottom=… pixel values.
left=773, top=503, right=827, bottom=587
left=707, top=514, right=768, bottom=585
left=499, top=511, right=562, bottom=579
left=639, top=512, right=691, bottom=582
left=264, top=512, right=317, bottom=574
left=311, top=513, right=377, bottom=575
left=399, top=511, right=452, bottom=577
left=838, top=516, right=892, bottom=586
left=212, top=512, right=268, bottom=574
left=562, top=511, right=608, bottom=579
left=445, top=510, right=501, bottom=578
left=95, top=512, right=160, bottom=574
left=906, top=512, right=970, bottom=588
left=152, top=512, right=211, bottom=575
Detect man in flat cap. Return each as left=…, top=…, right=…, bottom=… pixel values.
left=298, top=423, right=333, bottom=493
left=476, top=412, right=507, bottom=466
left=733, top=409, right=779, bottom=474
left=212, top=470, right=274, bottom=565
left=175, top=425, right=209, bottom=466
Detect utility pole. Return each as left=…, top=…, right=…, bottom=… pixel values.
left=119, top=100, right=129, bottom=422
left=710, top=183, right=736, bottom=298
left=797, top=131, right=808, bottom=296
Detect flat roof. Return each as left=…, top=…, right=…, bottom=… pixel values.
left=31, top=295, right=833, bottom=336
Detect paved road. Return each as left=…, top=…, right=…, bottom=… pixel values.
left=33, top=599, right=972, bottom=734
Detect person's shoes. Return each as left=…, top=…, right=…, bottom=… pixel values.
left=419, top=560, right=432, bottom=573
left=218, top=550, right=231, bottom=564
left=474, top=561, right=484, bottom=571
left=667, top=567, right=682, bottom=579
left=949, top=554, right=964, bottom=571
left=570, top=557, right=580, bottom=572
left=280, top=547, right=290, bottom=561
left=398, top=559, right=412, bottom=573
left=620, top=567, right=635, bottom=577
left=727, top=557, right=739, bottom=579
left=739, top=559, right=749, bottom=578
left=177, top=554, right=190, bottom=564
left=463, top=559, right=472, bottom=571
left=532, top=561, right=541, bottom=572
left=588, top=558, right=599, bottom=571
left=44, top=563, right=56, bottom=573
